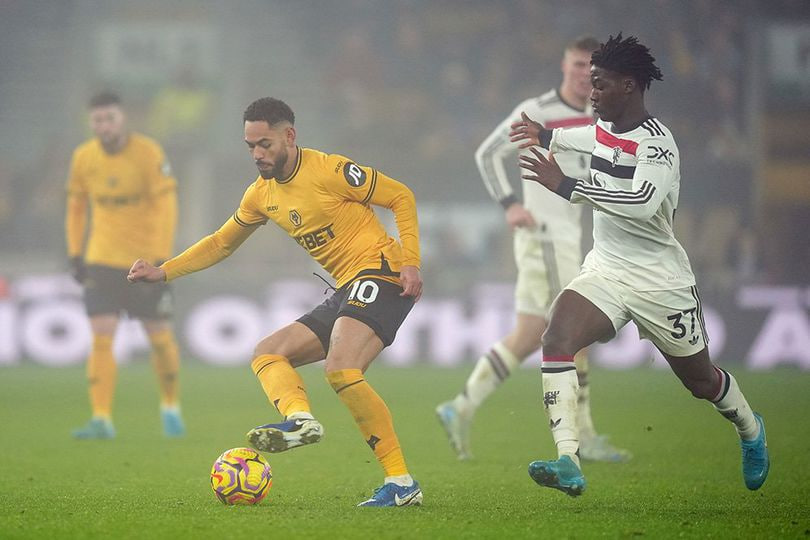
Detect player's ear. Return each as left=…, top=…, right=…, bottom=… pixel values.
left=623, top=77, right=636, bottom=94
left=285, top=125, right=296, bottom=146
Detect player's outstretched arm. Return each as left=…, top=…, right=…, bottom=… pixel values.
left=128, top=259, right=166, bottom=283
left=141, top=216, right=259, bottom=283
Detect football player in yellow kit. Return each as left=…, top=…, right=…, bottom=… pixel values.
left=128, top=97, right=423, bottom=507
left=66, top=91, right=184, bottom=439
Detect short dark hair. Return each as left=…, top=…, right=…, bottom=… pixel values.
left=243, top=97, right=295, bottom=126
left=591, top=33, right=663, bottom=91
left=88, top=91, right=122, bottom=109
left=566, top=35, right=600, bottom=54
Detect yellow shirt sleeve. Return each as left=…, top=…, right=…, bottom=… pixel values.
left=366, top=171, right=421, bottom=268
left=160, top=216, right=258, bottom=281
left=322, top=155, right=421, bottom=267
left=147, top=145, right=178, bottom=261
left=159, top=182, right=265, bottom=281
left=65, top=150, right=88, bottom=258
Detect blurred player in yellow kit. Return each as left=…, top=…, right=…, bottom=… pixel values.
left=128, top=97, right=424, bottom=507
left=66, top=91, right=184, bottom=439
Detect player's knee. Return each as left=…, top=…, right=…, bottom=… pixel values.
left=540, top=327, right=576, bottom=356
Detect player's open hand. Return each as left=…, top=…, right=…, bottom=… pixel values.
left=399, top=265, right=423, bottom=302
left=509, top=112, right=544, bottom=149
left=504, top=202, right=536, bottom=230
left=127, top=259, right=167, bottom=283
left=519, top=148, right=565, bottom=192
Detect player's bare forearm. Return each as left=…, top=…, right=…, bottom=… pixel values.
left=399, top=265, right=423, bottom=302
left=127, top=259, right=166, bottom=283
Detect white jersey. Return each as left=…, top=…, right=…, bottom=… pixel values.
left=550, top=116, right=696, bottom=291
left=475, top=89, right=592, bottom=246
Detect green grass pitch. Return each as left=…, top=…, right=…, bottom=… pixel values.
left=1, top=362, right=808, bottom=539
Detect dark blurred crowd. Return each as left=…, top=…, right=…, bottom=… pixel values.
left=302, top=0, right=767, bottom=293
left=2, top=0, right=807, bottom=292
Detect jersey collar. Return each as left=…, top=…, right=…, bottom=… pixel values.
left=555, top=88, right=587, bottom=113
left=275, top=147, right=303, bottom=184
left=609, top=115, right=654, bottom=134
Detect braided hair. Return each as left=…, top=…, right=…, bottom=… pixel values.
left=591, top=33, right=663, bottom=91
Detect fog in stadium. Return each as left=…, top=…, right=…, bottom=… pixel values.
left=1, top=0, right=808, bottom=370
left=1, top=0, right=809, bottom=536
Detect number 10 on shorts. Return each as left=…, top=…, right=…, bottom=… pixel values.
left=348, top=280, right=379, bottom=304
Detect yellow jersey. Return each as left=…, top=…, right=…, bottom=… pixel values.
left=66, top=133, right=177, bottom=269
left=162, top=147, right=420, bottom=288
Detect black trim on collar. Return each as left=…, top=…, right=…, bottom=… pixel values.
left=610, top=115, right=654, bottom=134
left=275, top=147, right=302, bottom=184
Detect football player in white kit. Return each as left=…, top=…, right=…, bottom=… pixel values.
left=436, top=36, right=630, bottom=463
left=512, top=33, right=769, bottom=496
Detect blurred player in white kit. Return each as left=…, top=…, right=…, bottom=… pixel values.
left=436, top=36, right=630, bottom=463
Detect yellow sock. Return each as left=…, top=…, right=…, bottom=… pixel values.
left=87, top=334, right=116, bottom=418
left=327, top=369, right=408, bottom=477
left=250, top=354, right=311, bottom=417
left=149, top=329, right=181, bottom=407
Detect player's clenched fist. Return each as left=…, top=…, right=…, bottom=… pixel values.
left=127, top=259, right=167, bottom=283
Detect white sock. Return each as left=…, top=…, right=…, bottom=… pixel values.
left=712, top=367, right=759, bottom=441
left=576, top=382, right=597, bottom=441
left=160, top=404, right=181, bottom=414
left=385, top=474, right=414, bottom=487
left=541, top=363, right=580, bottom=466
left=454, top=341, right=521, bottom=415
left=286, top=411, right=314, bottom=421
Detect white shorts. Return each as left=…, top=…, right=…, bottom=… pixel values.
left=513, top=229, right=582, bottom=317
left=565, top=270, right=709, bottom=357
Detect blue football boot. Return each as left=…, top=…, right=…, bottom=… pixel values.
left=72, top=417, right=116, bottom=440
left=435, top=401, right=472, bottom=460
left=161, top=408, right=186, bottom=437
left=528, top=455, right=586, bottom=497
left=357, top=480, right=423, bottom=507
left=580, top=434, right=632, bottom=463
left=246, top=416, right=323, bottom=453
left=741, top=412, right=769, bottom=490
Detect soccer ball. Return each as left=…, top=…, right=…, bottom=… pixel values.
left=210, top=447, right=273, bottom=505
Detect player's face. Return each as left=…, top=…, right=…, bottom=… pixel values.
left=244, top=121, right=293, bottom=180
left=589, top=66, right=630, bottom=121
left=89, top=105, right=126, bottom=152
left=561, top=48, right=594, bottom=102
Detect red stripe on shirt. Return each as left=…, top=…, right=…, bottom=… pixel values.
left=596, top=125, right=639, bottom=155
left=545, top=117, right=593, bottom=129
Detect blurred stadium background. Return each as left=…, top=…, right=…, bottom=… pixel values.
left=1, top=0, right=809, bottom=370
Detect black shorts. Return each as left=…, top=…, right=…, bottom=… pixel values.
left=298, top=276, right=414, bottom=353
left=83, top=264, right=173, bottom=320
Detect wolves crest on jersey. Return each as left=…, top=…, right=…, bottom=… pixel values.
left=289, top=209, right=302, bottom=228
